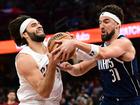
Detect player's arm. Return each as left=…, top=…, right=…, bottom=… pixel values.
left=97, top=38, right=135, bottom=61
left=60, top=58, right=97, bottom=76
left=73, top=38, right=135, bottom=61
left=52, top=37, right=135, bottom=61
left=16, top=53, right=58, bottom=98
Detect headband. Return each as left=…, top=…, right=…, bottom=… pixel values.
left=20, top=18, right=36, bottom=37
left=100, top=12, right=121, bottom=25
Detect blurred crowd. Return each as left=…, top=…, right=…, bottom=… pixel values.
left=60, top=70, right=103, bottom=105
left=0, top=0, right=140, bottom=40
left=0, top=88, right=18, bottom=105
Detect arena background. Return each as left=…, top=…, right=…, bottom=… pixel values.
left=0, top=0, right=140, bottom=104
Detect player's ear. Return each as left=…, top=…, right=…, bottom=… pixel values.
left=22, top=32, right=28, bottom=38
left=115, top=23, right=121, bottom=30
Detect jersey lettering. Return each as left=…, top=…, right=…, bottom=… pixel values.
left=40, top=67, right=46, bottom=77
left=98, top=58, right=121, bottom=82
left=98, top=58, right=114, bottom=70
left=109, top=68, right=121, bottom=82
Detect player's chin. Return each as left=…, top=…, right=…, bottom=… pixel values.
left=101, top=33, right=108, bottom=38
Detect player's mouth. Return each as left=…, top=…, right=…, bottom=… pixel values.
left=36, top=28, right=44, bottom=34
left=101, top=30, right=106, bottom=35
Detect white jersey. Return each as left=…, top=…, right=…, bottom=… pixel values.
left=75, top=48, right=93, bottom=61
left=15, top=46, right=63, bottom=105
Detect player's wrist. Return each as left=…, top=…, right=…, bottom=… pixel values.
left=89, top=44, right=100, bottom=57
left=73, top=39, right=80, bottom=48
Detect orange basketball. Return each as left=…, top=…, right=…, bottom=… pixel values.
left=47, top=32, right=76, bottom=59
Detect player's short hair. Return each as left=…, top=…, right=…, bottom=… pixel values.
left=100, top=4, right=124, bottom=23
left=8, top=15, right=31, bottom=46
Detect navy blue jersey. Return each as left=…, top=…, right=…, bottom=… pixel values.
left=97, top=35, right=140, bottom=98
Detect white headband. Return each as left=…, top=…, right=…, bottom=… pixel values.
left=100, top=12, right=121, bottom=25
left=20, top=18, right=36, bottom=37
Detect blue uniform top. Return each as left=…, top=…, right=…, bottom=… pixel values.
left=97, top=35, right=140, bottom=98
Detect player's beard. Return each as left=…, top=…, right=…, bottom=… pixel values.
left=26, top=31, right=46, bottom=42
left=101, top=29, right=115, bottom=42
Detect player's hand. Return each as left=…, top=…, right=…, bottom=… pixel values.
left=47, top=51, right=62, bottom=64
left=58, top=62, right=73, bottom=72
left=51, top=39, right=76, bottom=61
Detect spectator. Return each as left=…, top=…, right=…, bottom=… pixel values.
left=3, top=89, right=18, bottom=105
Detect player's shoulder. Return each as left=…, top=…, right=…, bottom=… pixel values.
left=16, top=53, right=36, bottom=68
left=113, top=36, right=132, bottom=46
left=16, top=53, right=38, bottom=75
left=16, top=53, right=32, bottom=61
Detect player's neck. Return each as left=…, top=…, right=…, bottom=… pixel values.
left=29, top=41, right=47, bottom=54
left=106, top=32, right=119, bottom=44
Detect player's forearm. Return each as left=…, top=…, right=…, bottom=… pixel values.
left=68, top=59, right=97, bottom=76
left=37, top=63, right=57, bottom=98
left=66, top=64, right=81, bottom=76
left=74, top=39, right=91, bottom=54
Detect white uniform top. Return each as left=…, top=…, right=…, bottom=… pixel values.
left=15, top=46, right=63, bottom=105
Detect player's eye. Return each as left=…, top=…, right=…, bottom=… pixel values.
left=31, top=23, right=37, bottom=27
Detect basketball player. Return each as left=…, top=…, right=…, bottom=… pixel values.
left=8, top=15, right=63, bottom=105
left=53, top=4, right=140, bottom=105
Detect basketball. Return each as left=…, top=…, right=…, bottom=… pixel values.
left=47, top=32, right=76, bottom=58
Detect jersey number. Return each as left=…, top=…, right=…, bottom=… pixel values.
left=109, top=68, right=121, bottom=82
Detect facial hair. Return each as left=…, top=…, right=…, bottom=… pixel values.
left=101, top=29, right=115, bottom=42
left=26, top=31, right=46, bottom=42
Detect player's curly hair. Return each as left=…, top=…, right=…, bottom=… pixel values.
left=100, top=4, right=124, bottom=23
left=8, top=15, right=31, bottom=46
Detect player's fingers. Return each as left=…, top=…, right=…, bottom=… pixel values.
left=65, top=32, right=70, bottom=34
left=51, top=46, right=61, bottom=54
left=66, top=52, right=70, bottom=61
left=54, top=40, right=62, bottom=44
left=65, top=63, right=71, bottom=68
left=65, top=32, right=74, bottom=37
left=54, top=49, right=63, bottom=60
left=58, top=62, right=67, bottom=68
left=61, top=49, right=69, bottom=61
left=61, top=52, right=67, bottom=62
left=59, top=62, right=71, bottom=69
